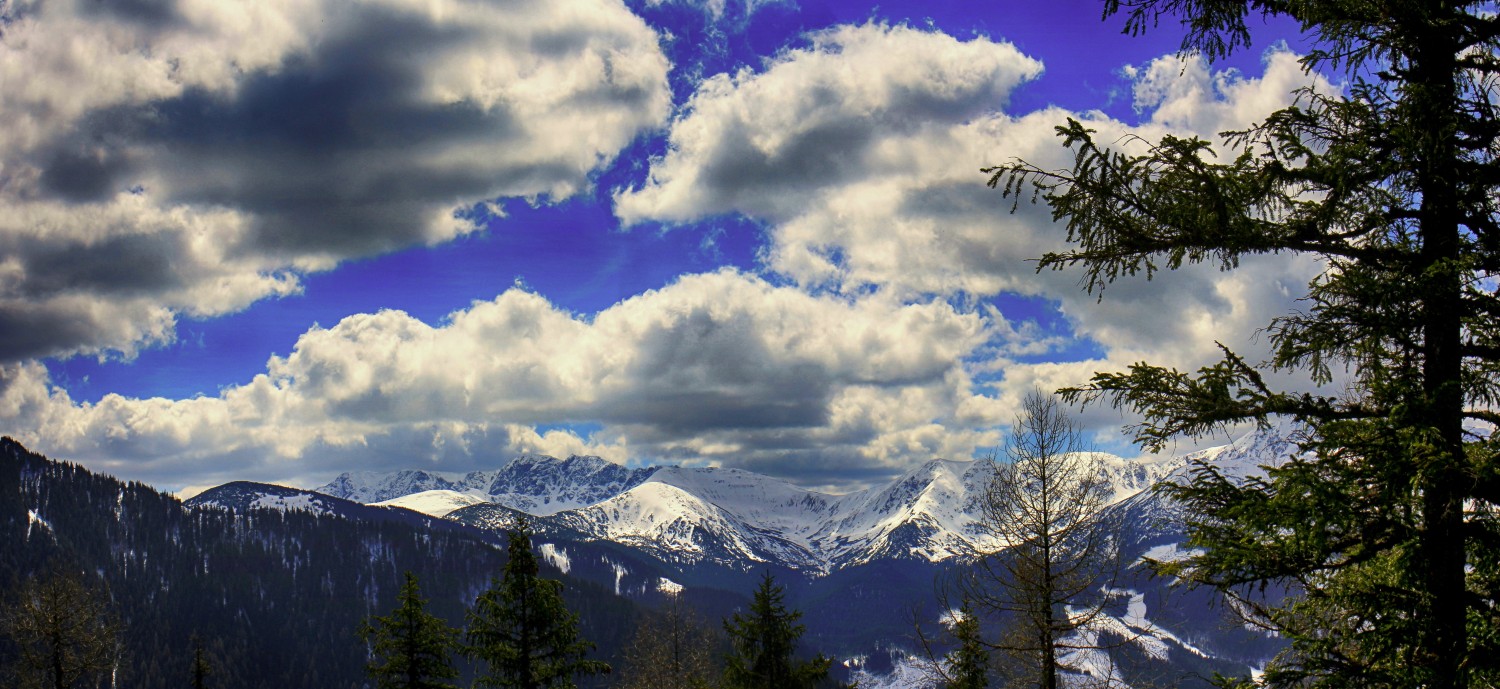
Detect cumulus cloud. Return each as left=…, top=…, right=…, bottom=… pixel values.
left=0, top=0, right=670, bottom=361
left=616, top=31, right=1340, bottom=441
left=616, top=23, right=1043, bottom=225
left=2, top=270, right=1009, bottom=489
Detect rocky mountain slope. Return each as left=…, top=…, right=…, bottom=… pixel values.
left=312, top=449, right=1188, bottom=574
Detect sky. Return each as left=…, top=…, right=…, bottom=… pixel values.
left=0, top=0, right=1329, bottom=496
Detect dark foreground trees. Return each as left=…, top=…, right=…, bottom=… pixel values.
left=1, top=569, right=120, bottom=689
left=466, top=519, right=610, bottom=689
left=360, top=572, right=460, bottom=689
left=991, top=2, right=1500, bottom=687
left=722, top=572, right=831, bottom=689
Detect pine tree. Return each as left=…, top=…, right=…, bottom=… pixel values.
left=359, top=572, right=459, bottom=689
left=464, top=518, right=609, bottom=689
left=943, top=604, right=988, bottom=689
left=721, top=572, right=831, bottom=689
left=190, top=633, right=212, bottom=689
left=989, top=2, right=1500, bottom=687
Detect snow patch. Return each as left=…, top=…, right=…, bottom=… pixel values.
left=251, top=494, right=319, bottom=512
left=26, top=509, right=51, bottom=539
left=656, top=577, right=683, bottom=595
left=848, top=653, right=937, bottom=689
left=1141, top=542, right=1200, bottom=564
left=373, top=489, right=486, bottom=517
left=539, top=543, right=571, bottom=574
left=1065, top=589, right=1211, bottom=669
left=611, top=561, right=629, bottom=596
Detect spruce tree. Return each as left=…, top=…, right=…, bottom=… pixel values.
left=989, top=2, right=1500, bottom=687
left=464, top=518, right=609, bottom=689
left=359, top=572, right=459, bottom=689
left=191, top=633, right=212, bottom=689
left=721, top=572, right=831, bottom=689
left=943, top=604, right=988, bottom=689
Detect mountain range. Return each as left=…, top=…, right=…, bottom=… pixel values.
left=178, top=426, right=1293, bottom=687
left=295, top=449, right=1187, bottom=574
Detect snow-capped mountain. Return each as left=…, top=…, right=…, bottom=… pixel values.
left=187, top=481, right=362, bottom=515
left=316, top=454, right=656, bottom=516
left=175, top=426, right=1299, bottom=688
left=211, top=427, right=1282, bottom=580
left=371, top=489, right=489, bottom=517
left=313, top=443, right=1193, bottom=574
left=183, top=480, right=479, bottom=534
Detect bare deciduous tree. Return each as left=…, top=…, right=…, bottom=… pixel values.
left=965, top=389, right=1120, bottom=689
left=615, top=594, right=720, bottom=689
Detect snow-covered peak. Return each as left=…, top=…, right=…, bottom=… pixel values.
left=315, top=454, right=656, bottom=516
left=316, top=469, right=484, bottom=504
left=187, top=481, right=353, bottom=516
left=311, top=431, right=1283, bottom=572
left=372, top=489, right=488, bottom=517
left=547, top=479, right=793, bottom=569
left=1159, top=422, right=1301, bottom=486
left=649, top=466, right=840, bottom=532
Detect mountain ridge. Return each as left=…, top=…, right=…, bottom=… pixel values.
left=303, top=445, right=1199, bottom=574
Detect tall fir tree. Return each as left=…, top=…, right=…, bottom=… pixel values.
left=943, top=604, right=988, bottom=689
left=191, top=633, right=212, bottom=689
left=360, top=572, right=460, bottom=689
left=721, top=572, right=831, bottom=689
left=990, top=2, right=1500, bottom=687
left=464, top=518, right=609, bottom=689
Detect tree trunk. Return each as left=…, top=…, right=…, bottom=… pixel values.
left=1412, top=6, right=1467, bottom=688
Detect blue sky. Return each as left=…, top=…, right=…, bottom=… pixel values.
left=1, top=0, right=1320, bottom=494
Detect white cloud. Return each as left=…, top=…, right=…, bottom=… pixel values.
left=0, top=0, right=671, bottom=361
left=1, top=270, right=1012, bottom=489
left=616, top=28, right=1340, bottom=444
left=614, top=22, right=1044, bottom=224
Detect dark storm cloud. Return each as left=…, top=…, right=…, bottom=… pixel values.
left=119, top=10, right=516, bottom=256
left=76, top=0, right=182, bottom=25
left=0, top=307, right=120, bottom=362
left=0, top=0, right=669, bottom=361
left=20, top=233, right=183, bottom=297
left=38, top=146, right=136, bottom=202
left=605, top=391, right=831, bottom=431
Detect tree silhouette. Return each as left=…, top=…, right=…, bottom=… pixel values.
left=966, top=390, right=1117, bottom=689
left=942, top=603, right=989, bottom=689
left=990, top=2, right=1500, bottom=686
left=616, top=594, right=720, bottom=689
left=190, top=633, right=213, bottom=689
left=1, top=569, right=120, bottom=689
left=465, top=518, right=609, bottom=689
left=721, top=572, right=830, bottom=689
left=360, top=572, right=459, bottom=689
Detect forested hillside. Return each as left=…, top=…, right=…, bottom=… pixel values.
left=0, top=438, right=636, bottom=688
